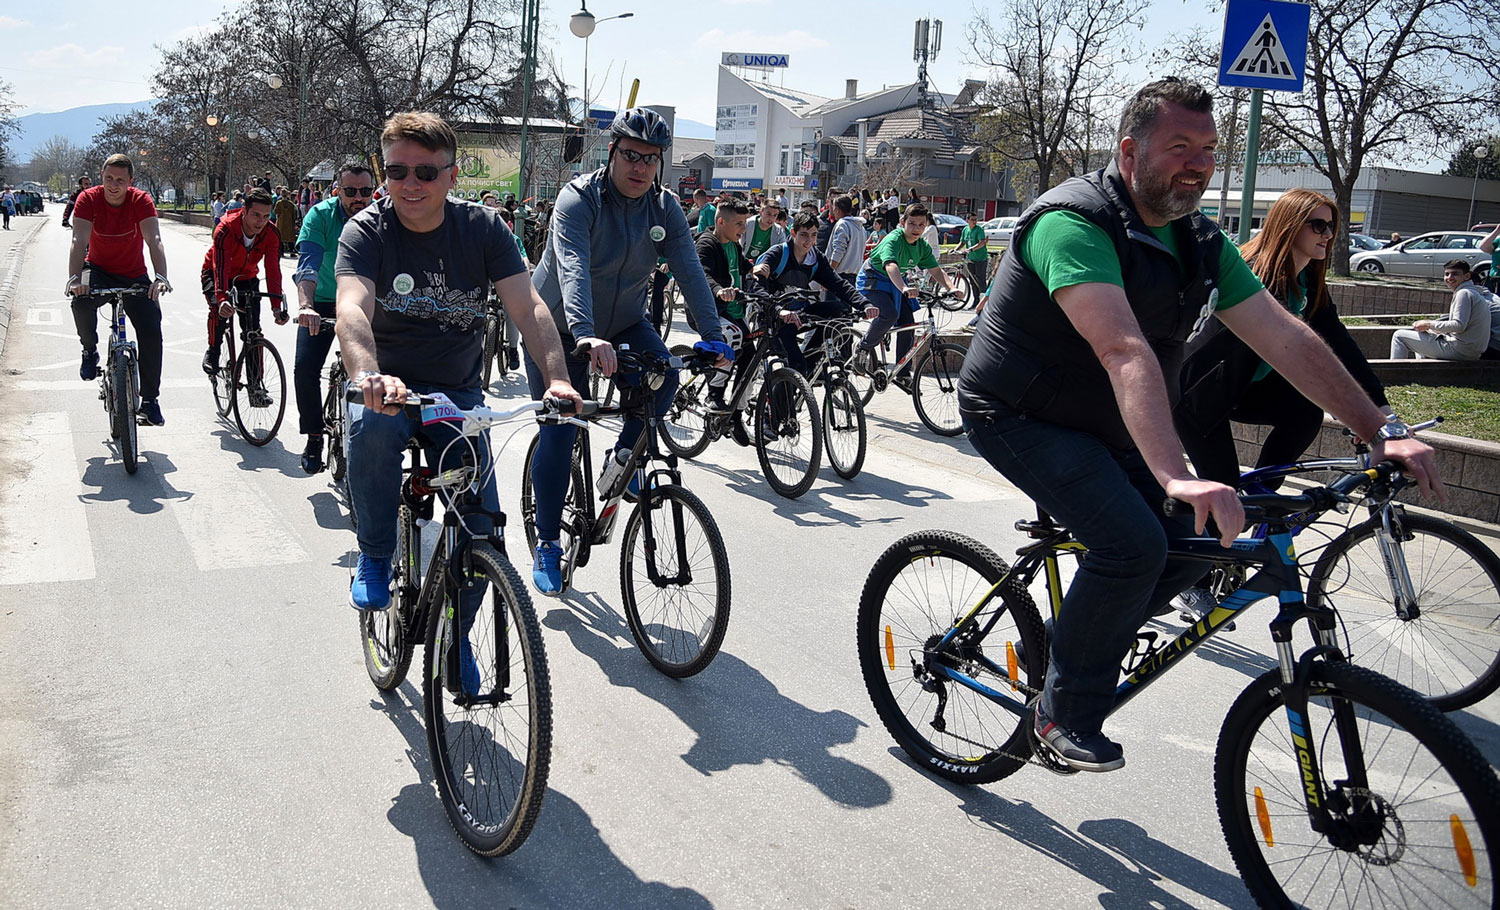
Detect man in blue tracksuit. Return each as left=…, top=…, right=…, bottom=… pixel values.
left=525, top=107, right=732, bottom=595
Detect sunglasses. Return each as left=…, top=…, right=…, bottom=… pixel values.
left=341, top=186, right=375, bottom=198
left=1304, top=218, right=1335, bottom=235
left=616, top=147, right=662, bottom=167
left=384, top=162, right=452, bottom=182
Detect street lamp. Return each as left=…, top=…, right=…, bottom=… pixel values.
left=1468, top=145, right=1489, bottom=229
left=569, top=4, right=633, bottom=140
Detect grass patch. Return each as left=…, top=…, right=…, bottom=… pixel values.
left=1385, top=384, right=1500, bottom=442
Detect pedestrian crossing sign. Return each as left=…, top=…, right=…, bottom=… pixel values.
left=1217, top=0, right=1310, bottom=91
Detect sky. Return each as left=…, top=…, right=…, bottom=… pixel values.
left=0, top=0, right=1219, bottom=121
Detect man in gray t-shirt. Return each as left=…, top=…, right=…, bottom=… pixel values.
left=335, top=112, right=579, bottom=615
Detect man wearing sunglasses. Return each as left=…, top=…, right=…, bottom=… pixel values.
left=291, top=162, right=376, bottom=473
left=335, top=113, right=580, bottom=613
left=527, top=106, right=732, bottom=596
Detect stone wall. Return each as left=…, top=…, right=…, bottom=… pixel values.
left=1329, top=281, right=1450, bottom=317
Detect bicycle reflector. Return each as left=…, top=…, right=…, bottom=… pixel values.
left=884, top=625, right=896, bottom=672
left=1254, top=787, right=1274, bottom=847
left=1453, top=815, right=1478, bottom=887
left=1005, top=642, right=1018, bottom=691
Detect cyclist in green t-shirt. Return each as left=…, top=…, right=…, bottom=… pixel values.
left=855, top=201, right=957, bottom=371
left=955, top=211, right=990, bottom=299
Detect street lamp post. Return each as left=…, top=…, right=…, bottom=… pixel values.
left=569, top=4, right=633, bottom=166
left=1468, top=145, right=1489, bottom=229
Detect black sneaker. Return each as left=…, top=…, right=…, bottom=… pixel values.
left=137, top=399, right=165, bottom=426
left=202, top=347, right=220, bottom=375
left=80, top=349, right=100, bottom=381
left=301, top=435, right=325, bottom=475
left=1033, top=706, right=1125, bottom=772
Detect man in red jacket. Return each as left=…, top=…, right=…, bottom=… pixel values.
left=200, top=186, right=289, bottom=376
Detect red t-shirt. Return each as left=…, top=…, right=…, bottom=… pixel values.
left=75, top=186, right=158, bottom=279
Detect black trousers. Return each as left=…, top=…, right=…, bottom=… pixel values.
left=71, top=267, right=163, bottom=400
left=294, top=299, right=338, bottom=435
left=1179, top=369, right=1325, bottom=488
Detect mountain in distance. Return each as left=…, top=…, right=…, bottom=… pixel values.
left=10, top=101, right=157, bottom=161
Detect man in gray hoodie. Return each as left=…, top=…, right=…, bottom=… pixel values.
left=1390, top=260, right=1493, bottom=360
left=526, top=107, right=732, bottom=595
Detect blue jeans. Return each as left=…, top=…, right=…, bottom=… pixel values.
left=962, top=404, right=1207, bottom=734
left=523, top=318, right=677, bottom=542
left=347, top=384, right=499, bottom=559
left=858, top=273, right=917, bottom=366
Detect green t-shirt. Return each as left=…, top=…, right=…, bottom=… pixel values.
left=722, top=241, right=745, bottom=319
left=697, top=203, right=717, bottom=234
left=960, top=225, right=989, bottom=262
left=1018, top=210, right=1263, bottom=311
left=867, top=230, right=940, bottom=276
left=747, top=222, right=774, bottom=259
left=294, top=195, right=349, bottom=303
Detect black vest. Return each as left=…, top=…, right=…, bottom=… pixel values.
left=958, top=163, right=1224, bottom=449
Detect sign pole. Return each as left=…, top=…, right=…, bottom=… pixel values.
left=1236, top=88, right=1263, bottom=245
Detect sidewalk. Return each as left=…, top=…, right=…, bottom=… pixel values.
left=0, top=212, right=51, bottom=362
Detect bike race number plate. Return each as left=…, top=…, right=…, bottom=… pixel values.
left=421, top=393, right=464, bottom=426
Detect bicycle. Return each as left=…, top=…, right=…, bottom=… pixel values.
left=87, top=287, right=151, bottom=475
left=355, top=389, right=569, bottom=856
left=858, top=465, right=1500, bottom=908
left=660, top=287, right=827, bottom=499
left=799, top=312, right=868, bottom=480
left=321, top=349, right=351, bottom=497
left=519, top=346, right=732, bottom=677
left=207, top=288, right=287, bottom=445
left=480, top=291, right=519, bottom=389
left=846, top=287, right=967, bottom=437
left=1218, top=418, right=1500, bottom=711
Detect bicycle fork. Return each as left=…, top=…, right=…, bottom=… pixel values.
left=1372, top=506, right=1421, bottom=621
left=428, top=517, right=513, bottom=709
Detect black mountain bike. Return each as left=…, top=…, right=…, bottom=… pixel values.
left=208, top=288, right=287, bottom=445
left=858, top=466, right=1499, bottom=909
left=798, top=312, right=867, bottom=480
left=356, top=390, right=573, bottom=856
left=520, top=346, right=731, bottom=677
left=88, top=287, right=151, bottom=475
left=480, top=291, right=519, bottom=389
left=659, top=287, right=826, bottom=498
left=321, top=349, right=350, bottom=497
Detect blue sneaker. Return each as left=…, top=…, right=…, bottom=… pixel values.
left=350, top=553, right=393, bottom=610
left=458, top=639, right=481, bottom=697
left=136, top=399, right=165, bottom=426
left=532, top=542, right=564, bottom=596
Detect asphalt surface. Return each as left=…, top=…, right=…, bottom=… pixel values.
left=0, top=208, right=1496, bottom=909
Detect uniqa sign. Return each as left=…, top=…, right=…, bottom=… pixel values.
left=721, top=52, right=791, bottom=69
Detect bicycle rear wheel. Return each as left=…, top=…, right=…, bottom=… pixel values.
left=232, top=338, right=287, bottom=446
left=424, top=542, right=551, bottom=856
left=211, top=363, right=233, bottom=417
left=481, top=313, right=500, bottom=388
left=911, top=341, right=966, bottom=437
left=848, top=344, right=878, bottom=406
left=939, top=269, right=973, bottom=310
left=111, top=353, right=139, bottom=475
left=755, top=366, right=822, bottom=499
left=323, top=382, right=348, bottom=485
left=1216, top=661, right=1498, bottom=909
left=822, top=380, right=866, bottom=479
left=620, top=485, right=731, bottom=677
left=1307, top=512, right=1500, bottom=711
left=362, top=505, right=422, bottom=690
left=857, top=531, right=1046, bottom=784
left=659, top=370, right=713, bottom=459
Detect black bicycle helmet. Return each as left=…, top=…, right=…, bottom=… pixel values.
left=609, top=108, right=672, bottom=149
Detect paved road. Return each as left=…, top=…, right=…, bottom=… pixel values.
left=1, top=213, right=1496, bottom=909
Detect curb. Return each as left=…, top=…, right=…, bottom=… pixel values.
left=0, top=218, right=50, bottom=364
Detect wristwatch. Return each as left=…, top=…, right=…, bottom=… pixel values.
left=1376, top=417, right=1412, bottom=441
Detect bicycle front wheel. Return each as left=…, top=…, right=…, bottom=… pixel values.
left=362, top=504, right=423, bottom=690
left=232, top=338, right=287, bottom=446
left=755, top=366, right=822, bottom=499
left=211, top=363, right=233, bottom=417
left=857, top=531, right=1047, bottom=784
left=112, top=353, right=139, bottom=474
left=323, top=382, right=348, bottom=485
left=822, top=379, right=866, bottom=479
left=1216, top=661, right=1498, bottom=909
left=620, top=485, right=731, bottom=677
left=481, top=313, right=499, bottom=388
left=424, top=542, right=551, bottom=856
left=911, top=341, right=966, bottom=437
left=1307, top=512, right=1500, bottom=711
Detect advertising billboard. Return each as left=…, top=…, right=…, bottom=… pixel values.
left=454, top=146, right=521, bottom=200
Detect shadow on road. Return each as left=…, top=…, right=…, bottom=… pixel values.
left=1142, top=617, right=1279, bottom=680
left=1450, top=708, right=1500, bottom=767
left=371, top=683, right=711, bottom=909
left=683, top=457, right=947, bottom=527
left=211, top=426, right=303, bottom=476
left=308, top=488, right=354, bottom=533
left=78, top=451, right=193, bottom=514
left=541, top=594, right=893, bottom=809
left=901, top=758, right=1252, bottom=909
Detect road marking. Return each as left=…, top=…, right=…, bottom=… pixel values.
left=13, top=378, right=205, bottom=392
left=26, top=307, right=63, bottom=325
left=0, top=411, right=96, bottom=585
left=158, top=412, right=309, bottom=571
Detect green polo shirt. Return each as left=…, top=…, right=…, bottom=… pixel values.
left=960, top=225, right=989, bottom=262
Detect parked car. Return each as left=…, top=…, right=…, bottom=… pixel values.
left=1348, top=231, right=1492, bottom=279
left=1348, top=232, right=1383, bottom=253
left=931, top=213, right=966, bottom=245
left=982, top=216, right=1018, bottom=245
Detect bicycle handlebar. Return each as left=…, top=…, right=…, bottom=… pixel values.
left=343, top=385, right=598, bottom=425
left=1165, top=460, right=1407, bottom=523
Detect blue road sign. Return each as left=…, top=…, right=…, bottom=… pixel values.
left=1218, top=0, right=1310, bottom=92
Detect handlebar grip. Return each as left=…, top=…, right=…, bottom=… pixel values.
left=547, top=397, right=599, bottom=417
left=1163, top=498, right=1189, bottom=518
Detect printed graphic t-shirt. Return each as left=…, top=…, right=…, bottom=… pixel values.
left=75, top=186, right=157, bottom=279
left=336, top=197, right=526, bottom=389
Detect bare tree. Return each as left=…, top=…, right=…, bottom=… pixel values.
left=967, top=0, right=1147, bottom=198
left=25, top=135, right=88, bottom=185
left=0, top=79, right=18, bottom=175
left=1260, top=0, right=1500, bottom=273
